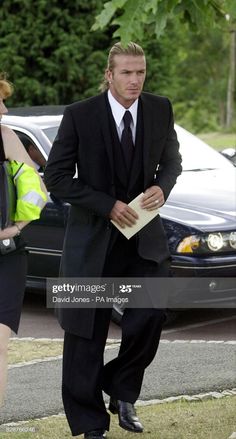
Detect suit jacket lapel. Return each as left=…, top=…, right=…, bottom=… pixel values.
left=96, top=92, right=116, bottom=194
left=140, top=94, right=153, bottom=188
left=128, top=99, right=143, bottom=191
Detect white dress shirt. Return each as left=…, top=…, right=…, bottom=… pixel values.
left=107, top=90, right=138, bottom=144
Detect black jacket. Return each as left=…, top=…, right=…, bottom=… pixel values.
left=44, top=91, right=182, bottom=338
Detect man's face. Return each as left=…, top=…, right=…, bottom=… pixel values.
left=106, top=54, right=146, bottom=108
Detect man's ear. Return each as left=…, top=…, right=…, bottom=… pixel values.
left=105, top=69, right=112, bottom=83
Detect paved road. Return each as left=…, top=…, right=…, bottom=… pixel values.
left=3, top=297, right=235, bottom=425
left=1, top=341, right=235, bottom=424
left=15, top=293, right=236, bottom=341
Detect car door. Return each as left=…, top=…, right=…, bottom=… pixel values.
left=13, top=128, right=67, bottom=289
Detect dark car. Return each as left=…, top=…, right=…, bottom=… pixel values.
left=2, top=111, right=236, bottom=313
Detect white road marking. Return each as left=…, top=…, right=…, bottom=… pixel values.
left=161, top=340, right=236, bottom=344
left=10, top=337, right=64, bottom=342
left=8, top=343, right=121, bottom=369
left=9, top=356, right=62, bottom=369
left=10, top=337, right=119, bottom=343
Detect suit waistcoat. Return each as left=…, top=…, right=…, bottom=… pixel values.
left=106, top=98, right=144, bottom=203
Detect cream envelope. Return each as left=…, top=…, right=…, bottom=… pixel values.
left=111, top=192, right=159, bottom=240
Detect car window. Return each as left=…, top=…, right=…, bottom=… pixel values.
left=42, top=126, right=59, bottom=143
left=14, top=130, right=47, bottom=171
left=176, top=126, right=233, bottom=171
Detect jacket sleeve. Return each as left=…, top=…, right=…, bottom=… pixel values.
left=11, top=161, right=47, bottom=221
left=154, top=99, right=182, bottom=200
left=44, top=106, right=116, bottom=218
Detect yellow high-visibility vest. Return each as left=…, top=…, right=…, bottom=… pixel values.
left=10, top=161, right=47, bottom=221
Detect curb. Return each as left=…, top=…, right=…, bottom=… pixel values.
left=11, top=337, right=236, bottom=345
left=1, top=388, right=235, bottom=429
left=8, top=338, right=236, bottom=368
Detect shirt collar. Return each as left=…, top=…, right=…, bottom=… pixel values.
left=108, top=90, right=138, bottom=128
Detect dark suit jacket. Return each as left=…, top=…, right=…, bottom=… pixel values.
left=44, top=91, right=182, bottom=338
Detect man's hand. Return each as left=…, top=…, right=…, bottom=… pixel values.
left=109, top=200, right=139, bottom=228
left=140, top=186, right=164, bottom=211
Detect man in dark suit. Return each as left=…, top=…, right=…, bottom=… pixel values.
left=44, top=42, right=182, bottom=439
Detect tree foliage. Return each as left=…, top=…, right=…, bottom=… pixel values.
left=0, top=0, right=113, bottom=106
left=142, top=22, right=230, bottom=132
left=92, top=0, right=227, bottom=44
left=0, top=0, right=234, bottom=132
left=92, top=0, right=235, bottom=131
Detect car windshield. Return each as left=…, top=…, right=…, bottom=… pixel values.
left=176, top=125, right=232, bottom=171
left=42, top=122, right=233, bottom=172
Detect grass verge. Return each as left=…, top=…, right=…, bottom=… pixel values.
left=198, top=132, right=236, bottom=150
left=8, top=340, right=63, bottom=364
left=0, top=396, right=235, bottom=439
left=8, top=339, right=118, bottom=364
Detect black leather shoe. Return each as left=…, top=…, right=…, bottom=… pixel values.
left=84, top=429, right=106, bottom=439
left=109, top=398, right=143, bottom=433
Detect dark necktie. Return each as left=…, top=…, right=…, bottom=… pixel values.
left=121, top=110, right=134, bottom=171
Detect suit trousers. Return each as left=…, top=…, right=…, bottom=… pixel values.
left=62, top=232, right=169, bottom=436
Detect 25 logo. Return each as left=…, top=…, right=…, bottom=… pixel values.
left=119, top=285, right=132, bottom=293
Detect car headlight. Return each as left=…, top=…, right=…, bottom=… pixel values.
left=207, top=233, right=224, bottom=251
left=176, top=231, right=236, bottom=254
left=229, top=232, right=236, bottom=249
